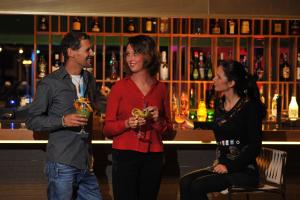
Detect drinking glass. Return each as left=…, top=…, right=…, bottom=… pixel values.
left=74, top=98, right=93, bottom=137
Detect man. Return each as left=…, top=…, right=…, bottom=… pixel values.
left=27, top=32, right=105, bottom=200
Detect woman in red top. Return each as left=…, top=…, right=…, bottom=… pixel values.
left=103, top=35, right=173, bottom=200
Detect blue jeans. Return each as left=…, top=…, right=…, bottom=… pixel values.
left=45, top=162, right=102, bottom=200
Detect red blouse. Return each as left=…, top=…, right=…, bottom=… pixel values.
left=103, top=77, right=173, bottom=153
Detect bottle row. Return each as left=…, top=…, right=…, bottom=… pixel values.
left=168, top=82, right=300, bottom=124
left=36, top=46, right=300, bottom=83
left=37, top=16, right=300, bottom=36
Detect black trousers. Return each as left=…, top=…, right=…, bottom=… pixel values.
left=112, top=149, right=163, bottom=200
left=180, top=168, right=259, bottom=200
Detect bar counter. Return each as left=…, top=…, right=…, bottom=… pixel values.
left=1, top=127, right=300, bottom=145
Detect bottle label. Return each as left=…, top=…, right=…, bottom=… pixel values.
left=283, top=66, right=290, bottom=79
left=241, top=21, right=250, bottom=34
left=274, top=23, right=282, bottom=33
left=73, top=22, right=81, bottom=31
left=146, top=20, right=152, bottom=32
left=160, top=64, right=168, bottom=80
left=297, top=67, right=300, bottom=80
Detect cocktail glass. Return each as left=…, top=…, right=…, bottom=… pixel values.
left=74, top=98, right=93, bottom=137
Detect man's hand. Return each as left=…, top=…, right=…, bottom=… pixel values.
left=63, top=113, right=88, bottom=127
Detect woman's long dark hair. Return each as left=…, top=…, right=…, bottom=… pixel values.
left=221, top=60, right=266, bottom=118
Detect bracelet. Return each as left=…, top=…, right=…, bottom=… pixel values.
left=62, top=115, right=66, bottom=127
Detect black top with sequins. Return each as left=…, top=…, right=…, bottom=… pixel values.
left=213, top=97, right=263, bottom=173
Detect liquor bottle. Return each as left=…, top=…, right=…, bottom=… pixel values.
left=290, top=20, right=300, bottom=35
left=199, top=52, right=205, bottom=80
left=218, top=52, right=225, bottom=66
left=241, top=55, right=248, bottom=73
left=127, top=18, right=135, bottom=33
left=288, top=96, right=299, bottom=120
left=159, top=51, right=168, bottom=80
left=189, top=87, right=197, bottom=120
left=91, top=17, right=100, bottom=32
left=255, top=56, right=264, bottom=81
left=297, top=53, right=300, bottom=80
left=273, top=20, right=283, bottom=35
left=180, top=92, right=189, bottom=117
left=271, top=93, right=279, bottom=120
left=189, top=87, right=195, bottom=108
left=38, top=54, right=47, bottom=78
left=258, top=85, right=265, bottom=104
left=280, top=53, right=290, bottom=81
left=228, top=19, right=235, bottom=34
left=228, top=50, right=233, bottom=61
left=191, top=51, right=200, bottom=80
left=171, top=93, right=179, bottom=122
left=197, top=100, right=207, bottom=122
left=241, top=20, right=250, bottom=34
left=52, top=53, right=60, bottom=72
left=160, top=17, right=169, bottom=33
left=205, top=52, right=213, bottom=80
left=109, top=52, right=118, bottom=80
left=212, top=19, right=221, bottom=34
left=39, top=16, right=48, bottom=31
left=206, top=85, right=215, bottom=122
left=276, top=95, right=282, bottom=123
left=145, top=18, right=152, bottom=32
left=72, top=17, right=81, bottom=31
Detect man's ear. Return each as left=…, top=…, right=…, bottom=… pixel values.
left=67, top=48, right=74, bottom=58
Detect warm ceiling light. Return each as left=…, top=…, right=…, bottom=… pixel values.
left=0, top=46, right=2, bottom=52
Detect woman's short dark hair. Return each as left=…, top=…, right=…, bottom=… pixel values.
left=61, top=32, right=90, bottom=62
left=124, top=35, right=160, bottom=76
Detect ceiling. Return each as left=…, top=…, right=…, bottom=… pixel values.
left=0, top=0, right=299, bottom=18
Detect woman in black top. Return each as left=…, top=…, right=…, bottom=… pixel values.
left=180, top=60, right=266, bottom=200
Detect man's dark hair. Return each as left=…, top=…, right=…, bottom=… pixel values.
left=61, top=32, right=90, bottom=62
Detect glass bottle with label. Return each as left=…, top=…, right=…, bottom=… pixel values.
left=91, top=17, right=100, bottom=32
left=159, top=51, right=168, bottom=80
left=218, top=52, right=225, bottom=66
left=297, top=53, right=300, bottom=80
left=109, top=52, right=118, bottom=80
left=228, top=19, right=235, bottom=34
left=212, top=19, right=221, bottom=34
left=160, top=17, right=169, bottom=33
left=189, top=87, right=197, bottom=120
left=38, top=54, right=47, bottom=78
left=255, top=55, right=264, bottom=81
left=52, top=53, right=60, bottom=72
left=280, top=53, right=290, bottom=81
left=72, top=17, right=81, bottom=31
left=290, top=20, right=300, bottom=35
left=199, top=52, right=205, bottom=80
left=39, top=16, right=48, bottom=31
left=145, top=18, right=152, bottom=32
left=271, top=93, right=279, bottom=120
left=191, top=51, right=200, bottom=80
left=127, top=18, right=135, bottom=33
left=273, top=20, right=283, bottom=34
left=288, top=96, right=299, bottom=120
left=241, top=20, right=250, bottom=34
left=205, top=52, right=213, bottom=80
left=241, top=55, right=248, bottom=73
